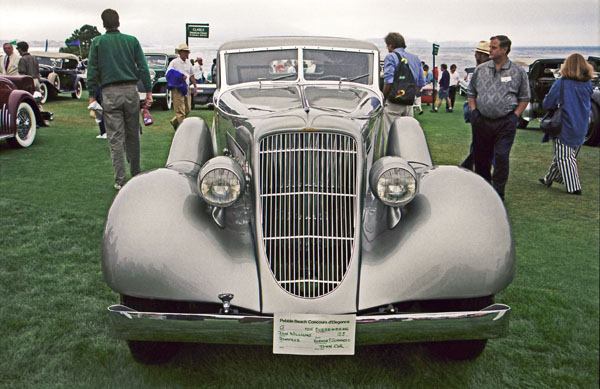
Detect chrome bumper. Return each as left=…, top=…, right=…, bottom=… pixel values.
left=107, top=304, right=510, bottom=345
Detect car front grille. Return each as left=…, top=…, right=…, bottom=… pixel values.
left=258, top=131, right=358, bottom=298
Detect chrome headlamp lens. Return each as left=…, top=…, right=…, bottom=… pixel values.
left=197, top=156, right=245, bottom=207
left=369, top=157, right=418, bottom=207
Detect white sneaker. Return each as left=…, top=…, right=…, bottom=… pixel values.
left=96, top=133, right=107, bottom=139
left=114, top=183, right=122, bottom=190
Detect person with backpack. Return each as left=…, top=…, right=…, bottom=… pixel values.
left=382, top=33, right=426, bottom=131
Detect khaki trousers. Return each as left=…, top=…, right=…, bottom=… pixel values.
left=102, top=84, right=141, bottom=186
left=383, top=102, right=413, bottom=133
left=170, top=87, right=191, bottom=128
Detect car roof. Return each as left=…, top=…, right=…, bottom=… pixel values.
left=218, top=36, right=378, bottom=52
left=31, top=51, right=79, bottom=60
left=144, top=52, right=177, bottom=56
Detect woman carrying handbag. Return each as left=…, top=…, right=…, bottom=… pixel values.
left=538, top=53, right=594, bottom=195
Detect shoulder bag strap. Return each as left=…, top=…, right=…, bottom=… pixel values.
left=558, top=78, right=564, bottom=108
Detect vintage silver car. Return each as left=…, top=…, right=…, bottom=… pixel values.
left=103, top=37, right=514, bottom=364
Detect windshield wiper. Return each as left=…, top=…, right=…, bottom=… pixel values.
left=272, top=73, right=297, bottom=81
left=348, top=73, right=369, bottom=82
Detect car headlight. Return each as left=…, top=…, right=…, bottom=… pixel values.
left=197, top=156, right=245, bottom=207
left=369, top=157, right=418, bottom=207
left=149, top=69, right=156, bottom=79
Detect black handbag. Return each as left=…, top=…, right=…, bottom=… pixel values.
left=540, top=79, right=564, bottom=137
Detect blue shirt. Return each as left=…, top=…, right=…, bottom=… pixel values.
left=543, top=77, right=593, bottom=147
left=383, top=48, right=426, bottom=88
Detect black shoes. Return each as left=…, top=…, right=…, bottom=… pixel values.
left=538, top=178, right=552, bottom=187
left=430, top=108, right=438, bottom=113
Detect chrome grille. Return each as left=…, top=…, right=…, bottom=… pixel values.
left=259, top=132, right=358, bottom=298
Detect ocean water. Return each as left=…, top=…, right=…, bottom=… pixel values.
left=408, top=46, right=599, bottom=78
left=32, top=45, right=598, bottom=80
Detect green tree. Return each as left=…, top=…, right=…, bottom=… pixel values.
left=60, top=24, right=100, bottom=58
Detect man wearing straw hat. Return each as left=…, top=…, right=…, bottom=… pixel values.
left=167, top=43, right=198, bottom=130
left=460, top=40, right=490, bottom=169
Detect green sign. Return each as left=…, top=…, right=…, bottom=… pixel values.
left=187, top=23, right=209, bottom=39
left=432, top=43, right=440, bottom=56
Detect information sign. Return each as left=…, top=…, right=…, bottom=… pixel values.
left=273, top=313, right=356, bottom=355
left=187, top=23, right=209, bottom=39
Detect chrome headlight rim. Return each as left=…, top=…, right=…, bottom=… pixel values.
left=197, top=156, right=246, bottom=208
left=369, top=156, right=418, bottom=207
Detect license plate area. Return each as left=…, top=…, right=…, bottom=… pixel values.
left=273, top=313, right=356, bottom=355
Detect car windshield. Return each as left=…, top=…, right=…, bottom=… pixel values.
left=145, top=55, right=167, bottom=69
left=225, top=48, right=373, bottom=85
left=36, top=57, right=63, bottom=69
left=225, top=49, right=298, bottom=85
left=303, top=49, right=373, bottom=84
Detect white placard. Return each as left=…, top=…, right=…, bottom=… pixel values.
left=273, top=313, right=356, bottom=355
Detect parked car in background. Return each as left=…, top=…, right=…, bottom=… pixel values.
left=144, top=52, right=177, bottom=110
left=458, top=67, right=475, bottom=96
left=32, top=52, right=85, bottom=104
left=104, top=36, right=514, bottom=364
left=519, top=57, right=600, bottom=146
left=0, top=75, right=52, bottom=148
left=191, top=80, right=216, bottom=109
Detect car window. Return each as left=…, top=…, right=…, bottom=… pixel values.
left=225, top=49, right=298, bottom=85
left=303, top=49, right=373, bottom=84
left=145, top=55, right=168, bottom=69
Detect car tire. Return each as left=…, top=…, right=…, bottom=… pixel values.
left=7, top=102, right=37, bottom=148
left=39, top=83, right=49, bottom=104
left=160, top=87, right=172, bottom=110
left=425, top=295, right=494, bottom=361
left=71, top=80, right=82, bottom=99
left=126, top=340, right=181, bottom=365
left=583, top=101, right=600, bottom=146
left=120, top=294, right=181, bottom=364
left=517, top=118, right=529, bottom=129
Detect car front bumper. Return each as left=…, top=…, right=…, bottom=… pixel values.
left=107, top=303, right=510, bottom=345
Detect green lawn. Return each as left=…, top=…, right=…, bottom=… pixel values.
left=1, top=95, right=598, bottom=387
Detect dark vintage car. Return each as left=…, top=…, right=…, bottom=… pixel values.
left=144, top=52, right=177, bottom=110
left=103, top=37, right=514, bottom=364
left=519, top=57, right=600, bottom=146
left=32, top=52, right=85, bottom=104
left=458, top=67, right=475, bottom=96
left=191, top=79, right=216, bottom=109
left=0, top=75, right=52, bottom=148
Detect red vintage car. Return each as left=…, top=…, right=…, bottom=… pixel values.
left=0, top=75, right=52, bottom=148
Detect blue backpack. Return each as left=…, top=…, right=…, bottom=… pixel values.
left=388, top=52, right=417, bottom=105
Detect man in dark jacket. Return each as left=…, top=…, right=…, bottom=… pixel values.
left=87, top=9, right=152, bottom=190
left=431, top=64, right=450, bottom=112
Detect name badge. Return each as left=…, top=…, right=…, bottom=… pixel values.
left=501, top=76, right=512, bottom=82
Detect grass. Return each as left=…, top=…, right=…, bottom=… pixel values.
left=1, top=94, right=598, bottom=387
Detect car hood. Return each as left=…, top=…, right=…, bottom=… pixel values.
left=217, top=84, right=382, bottom=119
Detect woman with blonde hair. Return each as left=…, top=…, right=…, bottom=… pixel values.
left=538, top=53, right=594, bottom=195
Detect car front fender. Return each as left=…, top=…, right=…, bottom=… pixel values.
left=359, top=166, right=514, bottom=310
left=102, top=168, right=261, bottom=311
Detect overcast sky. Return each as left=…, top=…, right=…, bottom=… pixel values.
left=1, top=0, right=599, bottom=48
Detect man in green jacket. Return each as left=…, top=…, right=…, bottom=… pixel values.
left=87, top=8, right=152, bottom=190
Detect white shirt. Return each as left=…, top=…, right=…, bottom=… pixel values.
left=192, top=63, right=203, bottom=81
left=449, top=70, right=461, bottom=86
left=167, top=57, right=194, bottom=85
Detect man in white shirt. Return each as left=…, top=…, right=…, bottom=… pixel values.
left=167, top=43, right=198, bottom=130
left=447, top=64, right=461, bottom=112
left=1, top=43, right=21, bottom=76
left=192, top=57, right=204, bottom=82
